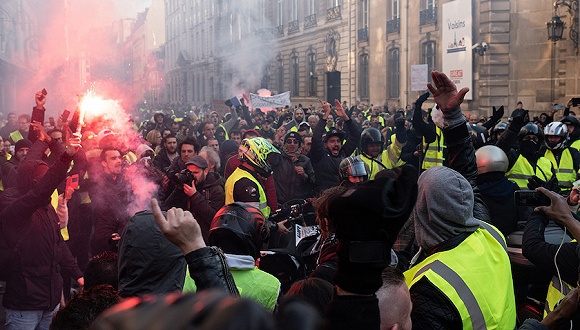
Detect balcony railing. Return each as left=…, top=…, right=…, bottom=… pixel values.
left=387, top=18, right=400, bottom=34
left=326, top=5, right=341, bottom=22
left=275, top=25, right=284, bottom=37
left=358, top=27, right=369, bottom=42
left=288, top=19, right=299, bottom=34
left=304, top=13, right=317, bottom=29
left=420, top=7, right=437, bottom=26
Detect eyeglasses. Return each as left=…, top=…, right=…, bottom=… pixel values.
left=285, top=138, right=299, bottom=144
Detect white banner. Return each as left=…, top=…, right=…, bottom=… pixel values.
left=411, top=64, right=429, bottom=91
left=442, top=0, right=473, bottom=100
left=250, top=91, right=292, bottom=108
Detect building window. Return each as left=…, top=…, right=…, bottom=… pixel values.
left=278, top=58, right=284, bottom=92
left=422, top=41, right=436, bottom=77
left=358, top=0, right=369, bottom=41
left=359, top=54, right=369, bottom=98
left=391, top=0, right=399, bottom=18
left=388, top=48, right=400, bottom=98
left=420, top=0, right=437, bottom=26
left=291, top=0, right=298, bottom=21
left=308, top=0, right=317, bottom=15
left=292, top=55, right=299, bottom=96
left=277, top=0, right=284, bottom=27
left=308, top=52, right=316, bottom=97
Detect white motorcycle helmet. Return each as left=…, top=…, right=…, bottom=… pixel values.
left=544, top=122, right=569, bottom=150
left=475, top=145, right=509, bottom=174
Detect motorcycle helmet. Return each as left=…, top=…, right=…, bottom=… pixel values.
left=467, top=124, right=491, bottom=149
left=360, top=128, right=384, bottom=154
left=544, top=122, right=568, bottom=150
left=475, top=145, right=509, bottom=174
left=492, top=122, right=507, bottom=138
left=339, top=156, right=369, bottom=182
left=209, top=202, right=270, bottom=260
left=518, top=123, right=543, bottom=141
left=238, top=137, right=280, bottom=177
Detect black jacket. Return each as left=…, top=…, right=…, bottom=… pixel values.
left=311, top=118, right=360, bottom=192
left=0, top=140, right=83, bottom=311
left=273, top=153, right=315, bottom=204
left=188, top=172, right=225, bottom=243
left=153, top=148, right=177, bottom=173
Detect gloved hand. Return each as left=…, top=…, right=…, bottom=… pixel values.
left=509, top=109, right=530, bottom=133
left=394, top=111, right=407, bottom=144
left=527, top=175, right=561, bottom=194
left=491, top=105, right=504, bottom=122
left=412, top=92, right=430, bottom=125
left=330, top=165, right=418, bottom=294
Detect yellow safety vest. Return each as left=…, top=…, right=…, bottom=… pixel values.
left=544, top=276, right=574, bottom=317
left=225, top=167, right=270, bottom=217
left=505, top=154, right=553, bottom=189
left=358, top=139, right=405, bottom=180
left=123, top=151, right=137, bottom=165
left=422, top=126, right=445, bottom=170
left=544, top=148, right=577, bottom=190
left=570, top=139, right=580, bottom=152
left=405, top=222, right=516, bottom=330
left=9, top=130, right=23, bottom=143
left=219, top=123, right=229, bottom=140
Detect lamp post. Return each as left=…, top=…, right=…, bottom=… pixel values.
left=547, top=14, right=565, bottom=103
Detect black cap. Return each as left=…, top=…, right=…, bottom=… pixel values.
left=185, top=155, right=208, bottom=169
left=284, top=132, right=303, bottom=144
left=323, top=127, right=345, bottom=142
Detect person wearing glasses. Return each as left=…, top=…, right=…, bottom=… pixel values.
left=272, top=132, right=315, bottom=205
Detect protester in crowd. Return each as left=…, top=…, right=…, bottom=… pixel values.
left=0, top=138, right=32, bottom=190
left=183, top=202, right=281, bottom=311
left=89, top=147, right=135, bottom=255
left=0, top=112, right=17, bottom=140
left=540, top=121, right=580, bottom=192
left=83, top=251, right=119, bottom=290
left=0, top=115, right=84, bottom=330
left=405, top=71, right=516, bottom=329
left=153, top=133, right=179, bottom=173
left=311, top=100, right=361, bottom=193
left=376, top=267, right=412, bottom=330
left=145, top=129, right=162, bottom=154
left=49, top=284, right=120, bottom=330
left=181, top=155, right=225, bottom=243
left=272, top=131, right=315, bottom=204
left=338, top=156, right=369, bottom=187
left=224, top=137, right=288, bottom=235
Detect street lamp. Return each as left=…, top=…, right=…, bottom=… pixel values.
left=547, top=14, right=565, bottom=42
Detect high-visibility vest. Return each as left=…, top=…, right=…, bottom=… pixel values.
left=225, top=167, right=270, bottom=217
left=570, top=139, right=580, bottom=152
left=357, top=139, right=405, bottom=180
left=506, top=154, right=553, bottom=189
left=219, top=123, right=229, bottom=140
left=9, top=130, right=23, bottom=143
left=543, top=148, right=576, bottom=190
left=405, top=222, right=516, bottom=330
left=422, top=126, right=445, bottom=170
left=544, top=276, right=574, bottom=317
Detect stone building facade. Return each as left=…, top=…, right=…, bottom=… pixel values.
left=161, top=0, right=580, bottom=118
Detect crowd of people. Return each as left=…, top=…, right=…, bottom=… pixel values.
left=1, top=71, right=580, bottom=329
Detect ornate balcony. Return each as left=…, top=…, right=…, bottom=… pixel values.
left=387, top=18, right=400, bottom=34
left=420, top=7, right=437, bottom=26
left=327, top=5, right=341, bottom=22
left=358, top=27, right=369, bottom=42
left=288, top=19, right=299, bottom=34
left=275, top=25, right=284, bottom=37
left=304, top=13, right=317, bottom=29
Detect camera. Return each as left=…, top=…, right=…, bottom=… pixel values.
left=514, top=190, right=551, bottom=207
left=173, top=169, right=196, bottom=185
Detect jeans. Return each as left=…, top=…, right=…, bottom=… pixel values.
left=5, top=304, right=60, bottom=330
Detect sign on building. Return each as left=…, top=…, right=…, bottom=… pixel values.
left=442, top=0, right=473, bottom=100
left=411, top=64, right=429, bottom=91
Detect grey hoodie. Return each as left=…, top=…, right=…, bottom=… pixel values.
left=414, top=166, right=480, bottom=250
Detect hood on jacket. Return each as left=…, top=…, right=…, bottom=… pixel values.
left=118, top=210, right=187, bottom=298
left=414, top=166, right=479, bottom=250
left=17, top=159, right=49, bottom=195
